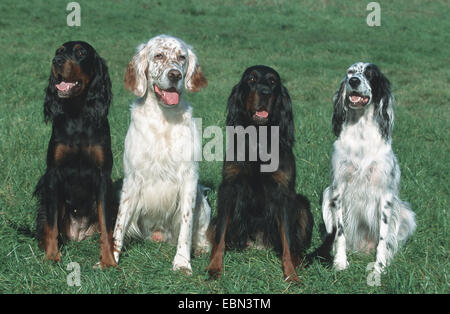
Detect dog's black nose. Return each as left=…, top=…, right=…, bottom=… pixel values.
left=53, top=56, right=65, bottom=67
left=168, top=69, right=182, bottom=82
left=349, top=77, right=360, bottom=88
left=259, top=88, right=272, bottom=96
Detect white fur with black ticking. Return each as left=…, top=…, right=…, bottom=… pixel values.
left=322, top=62, right=416, bottom=273
left=113, top=35, right=210, bottom=274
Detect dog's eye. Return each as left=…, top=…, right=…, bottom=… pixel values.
left=248, top=76, right=256, bottom=84
left=76, top=49, right=86, bottom=58
left=347, top=70, right=355, bottom=75
left=178, top=55, right=186, bottom=62
left=154, top=53, right=164, bottom=60
left=269, top=77, right=276, bottom=85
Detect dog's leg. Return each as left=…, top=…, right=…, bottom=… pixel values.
left=172, top=172, right=197, bottom=275
left=43, top=204, right=61, bottom=262
left=112, top=178, right=134, bottom=263
left=36, top=171, right=62, bottom=262
left=95, top=176, right=117, bottom=269
left=313, top=187, right=337, bottom=263
left=374, top=194, right=395, bottom=273
left=292, top=194, right=313, bottom=267
left=192, top=185, right=212, bottom=255
left=205, top=212, right=229, bottom=280
left=206, top=181, right=237, bottom=279
left=328, top=186, right=348, bottom=271
left=280, top=216, right=301, bottom=282
left=322, top=186, right=349, bottom=270
left=322, top=186, right=335, bottom=236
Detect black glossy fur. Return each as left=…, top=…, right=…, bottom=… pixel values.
left=34, top=41, right=117, bottom=267
left=206, top=65, right=313, bottom=282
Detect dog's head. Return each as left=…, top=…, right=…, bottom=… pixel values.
left=124, top=35, right=207, bottom=108
left=44, top=41, right=111, bottom=124
left=51, top=41, right=102, bottom=98
left=342, top=62, right=390, bottom=109
left=241, top=65, right=282, bottom=125
left=332, top=62, right=393, bottom=139
left=227, top=65, right=294, bottom=146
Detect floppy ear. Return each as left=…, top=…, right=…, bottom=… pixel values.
left=124, top=43, right=149, bottom=97
left=43, top=70, right=62, bottom=123
left=85, top=52, right=112, bottom=126
left=273, top=84, right=294, bottom=147
left=185, top=46, right=207, bottom=92
left=332, top=78, right=347, bottom=137
left=226, top=82, right=245, bottom=126
left=373, top=70, right=394, bottom=140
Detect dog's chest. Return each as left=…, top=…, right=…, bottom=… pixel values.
left=333, top=121, right=391, bottom=186
left=125, top=114, right=195, bottom=182
left=53, top=142, right=105, bottom=167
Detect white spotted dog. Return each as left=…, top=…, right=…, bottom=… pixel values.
left=321, top=62, right=416, bottom=273
left=113, top=35, right=210, bottom=274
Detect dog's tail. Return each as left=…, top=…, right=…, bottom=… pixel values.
left=305, top=227, right=336, bottom=266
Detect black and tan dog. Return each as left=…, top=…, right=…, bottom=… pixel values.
left=206, top=65, right=313, bottom=282
left=34, top=41, right=116, bottom=268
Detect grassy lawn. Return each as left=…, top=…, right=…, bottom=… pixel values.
left=0, top=0, right=448, bottom=294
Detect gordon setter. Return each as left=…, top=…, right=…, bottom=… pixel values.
left=34, top=41, right=117, bottom=268
left=206, top=65, right=313, bottom=282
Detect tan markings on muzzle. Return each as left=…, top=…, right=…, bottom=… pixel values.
left=246, top=90, right=259, bottom=113
left=54, top=59, right=90, bottom=87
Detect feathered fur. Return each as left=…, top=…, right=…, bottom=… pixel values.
left=112, top=35, right=210, bottom=275
left=35, top=41, right=116, bottom=268
left=206, top=65, right=313, bottom=282
left=322, top=62, right=416, bottom=273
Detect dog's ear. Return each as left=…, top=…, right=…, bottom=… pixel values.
left=43, top=69, right=62, bottom=123
left=226, top=82, right=245, bottom=126
left=124, top=43, right=148, bottom=97
left=185, top=46, right=207, bottom=92
left=372, top=68, right=394, bottom=140
left=274, top=84, right=295, bottom=147
left=332, top=78, right=347, bottom=137
left=85, top=52, right=112, bottom=126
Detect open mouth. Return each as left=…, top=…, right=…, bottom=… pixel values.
left=252, top=110, right=269, bottom=123
left=348, top=92, right=370, bottom=108
left=154, top=85, right=180, bottom=106
left=55, top=79, right=82, bottom=98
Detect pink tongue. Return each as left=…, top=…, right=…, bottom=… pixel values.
left=163, top=91, right=179, bottom=105
left=155, top=85, right=179, bottom=105
left=351, top=95, right=362, bottom=103
left=56, top=81, right=74, bottom=91
left=255, top=110, right=268, bottom=118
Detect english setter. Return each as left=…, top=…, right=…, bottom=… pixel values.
left=113, top=35, right=210, bottom=274
left=321, top=62, right=416, bottom=273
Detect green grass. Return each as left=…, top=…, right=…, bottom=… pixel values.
left=0, top=0, right=448, bottom=294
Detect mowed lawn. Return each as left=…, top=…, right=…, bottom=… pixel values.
left=0, top=0, right=448, bottom=294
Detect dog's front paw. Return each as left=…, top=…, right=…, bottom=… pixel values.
left=333, top=255, right=349, bottom=271
left=373, top=261, right=386, bottom=274
left=45, top=251, right=62, bottom=263
left=173, top=255, right=192, bottom=275
left=193, top=242, right=211, bottom=256
left=113, top=251, right=120, bottom=264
